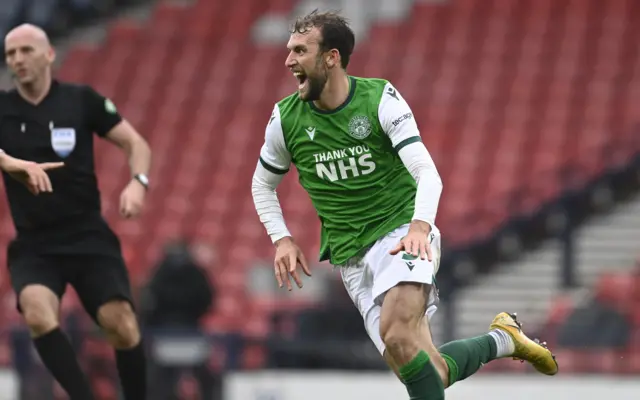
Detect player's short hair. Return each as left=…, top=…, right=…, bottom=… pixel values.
left=291, top=9, right=355, bottom=69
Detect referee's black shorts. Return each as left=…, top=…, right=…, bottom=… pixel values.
left=6, top=215, right=134, bottom=323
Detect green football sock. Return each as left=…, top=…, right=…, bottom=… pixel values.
left=439, top=334, right=497, bottom=387
left=398, top=350, right=445, bottom=400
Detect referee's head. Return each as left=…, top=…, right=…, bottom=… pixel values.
left=4, top=24, right=55, bottom=88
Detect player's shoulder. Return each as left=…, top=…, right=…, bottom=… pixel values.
left=352, top=76, right=390, bottom=88
left=352, top=76, right=397, bottom=101
left=273, top=91, right=306, bottom=120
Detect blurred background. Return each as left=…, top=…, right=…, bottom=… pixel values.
left=0, top=0, right=640, bottom=398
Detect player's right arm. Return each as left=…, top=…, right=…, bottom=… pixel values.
left=251, top=104, right=311, bottom=290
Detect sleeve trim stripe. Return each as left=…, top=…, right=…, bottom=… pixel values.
left=259, top=157, right=289, bottom=175
left=394, top=136, right=422, bottom=152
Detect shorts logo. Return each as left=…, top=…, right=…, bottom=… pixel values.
left=50, top=128, right=76, bottom=158
left=348, top=115, right=372, bottom=140
left=401, top=253, right=418, bottom=261
left=402, top=252, right=418, bottom=271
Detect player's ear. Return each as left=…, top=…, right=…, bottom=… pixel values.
left=326, top=49, right=339, bottom=68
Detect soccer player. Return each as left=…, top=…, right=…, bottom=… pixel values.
left=251, top=10, right=558, bottom=399
left=0, top=24, right=150, bottom=399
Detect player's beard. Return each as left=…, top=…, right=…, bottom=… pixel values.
left=300, top=58, right=328, bottom=102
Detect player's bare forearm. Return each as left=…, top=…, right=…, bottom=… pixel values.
left=275, top=235, right=294, bottom=247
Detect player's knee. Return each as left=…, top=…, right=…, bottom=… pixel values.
left=380, top=283, right=429, bottom=358
left=381, top=319, right=416, bottom=359
left=19, top=286, right=59, bottom=336
left=380, top=302, right=418, bottom=356
left=98, top=300, right=140, bottom=348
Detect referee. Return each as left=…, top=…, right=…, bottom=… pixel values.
left=1, top=25, right=151, bottom=399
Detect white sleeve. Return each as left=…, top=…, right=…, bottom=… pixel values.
left=252, top=104, right=292, bottom=243
left=258, top=104, right=291, bottom=174
left=378, top=82, right=443, bottom=227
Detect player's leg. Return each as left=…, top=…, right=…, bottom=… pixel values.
left=8, top=250, right=95, bottom=399
left=377, top=227, right=557, bottom=389
left=382, top=315, right=448, bottom=383
left=357, top=225, right=444, bottom=398
left=383, top=318, right=448, bottom=377
left=384, top=305, right=558, bottom=388
left=438, top=312, right=558, bottom=387
left=71, top=254, right=147, bottom=400
left=379, top=283, right=445, bottom=399
left=339, top=253, right=445, bottom=399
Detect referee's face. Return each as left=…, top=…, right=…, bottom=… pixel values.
left=4, top=26, right=54, bottom=86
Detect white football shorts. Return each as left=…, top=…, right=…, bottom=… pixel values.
left=339, top=223, right=442, bottom=355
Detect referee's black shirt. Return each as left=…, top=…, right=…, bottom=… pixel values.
left=0, top=80, right=122, bottom=253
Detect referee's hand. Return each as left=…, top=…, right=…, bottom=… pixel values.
left=119, top=179, right=146, bottom=219
left=0, top=157, right=64, bottom=195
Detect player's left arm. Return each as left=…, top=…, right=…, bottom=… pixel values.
left=379, top=82, right=443, bottom=260
left=85, top=87, right=152, bottom=218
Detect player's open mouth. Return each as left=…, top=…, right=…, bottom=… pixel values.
left=294, top=72, right=307, bottom=90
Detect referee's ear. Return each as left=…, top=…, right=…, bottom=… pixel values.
left=46, top=45, right=55, bottom=62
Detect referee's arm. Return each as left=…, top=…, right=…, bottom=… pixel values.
left=103, top=121, right=152, bottom=182
left=0, top=150, right=64, bottom=195
left=85, top=87, right=152, bottom=218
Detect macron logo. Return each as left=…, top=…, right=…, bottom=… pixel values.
left=305, top=127, right=316, bottom=140
left=386, top=87, right=399, bottom=100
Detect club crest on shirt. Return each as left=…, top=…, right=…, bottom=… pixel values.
left=51, top=127, right=76, bottom=158
left=348, top=115, right=372, bottom=140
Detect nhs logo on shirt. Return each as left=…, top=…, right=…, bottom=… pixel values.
left=51, top=128, right=76, bottom=158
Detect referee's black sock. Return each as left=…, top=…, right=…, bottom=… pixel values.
left=33, top=327, right=95, bottom=400
left=115, top=340, right=147, bottom=400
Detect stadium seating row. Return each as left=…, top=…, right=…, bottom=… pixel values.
left=0, top=0, right=638, bottom=343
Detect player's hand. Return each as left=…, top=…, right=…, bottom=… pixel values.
left=119, top=179, right=146, bottom=219
left=273, top=236, right=312, bottom=291
left=389, top=220, right=433, bottom=261
left=0, top=156, right=64, bottom=195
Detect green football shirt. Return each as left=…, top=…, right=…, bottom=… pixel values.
left=258, top=77, right=423, bottom=265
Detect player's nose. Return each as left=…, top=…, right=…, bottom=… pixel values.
left=285, top=53, right=296, bottom=68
